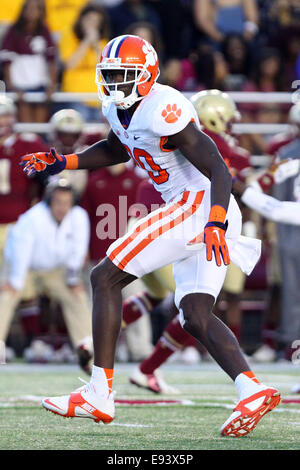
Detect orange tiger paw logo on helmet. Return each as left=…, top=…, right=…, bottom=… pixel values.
left=161, top=104, right=182, bottom=123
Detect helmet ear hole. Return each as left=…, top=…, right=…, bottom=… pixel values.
left=137, top=81, right=152, bottom=96
left=137, top=72, right=153, bottom=96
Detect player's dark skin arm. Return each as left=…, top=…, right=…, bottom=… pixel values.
left=168, top=121, right=232, bottom=210
left=75, top=129, right=130, bottom=170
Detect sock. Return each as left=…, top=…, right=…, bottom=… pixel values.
left=140, top=314, right=192, bottom=375
left=90, top=365, right=114, bottom=398
left=122, top=292, right=162, bottom=328
left=235, top=371, right=265, bottom=401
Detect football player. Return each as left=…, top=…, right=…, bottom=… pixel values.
left=48, top=109, right=102, bottom=200
left=21, top=35, right=280, bottom=437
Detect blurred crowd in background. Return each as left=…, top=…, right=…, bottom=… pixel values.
left=0, top=0, right=300, bottom=371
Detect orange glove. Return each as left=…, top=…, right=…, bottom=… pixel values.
left=203, top=222, right=229, bottom=266
left=21, top=148, right=78, bottom=177
left=187, top=205, right=230, bottom=267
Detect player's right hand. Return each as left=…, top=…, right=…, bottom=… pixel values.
left=203, top=222, right=230, bottom=267
left=20, top=147, right=66, bottom=177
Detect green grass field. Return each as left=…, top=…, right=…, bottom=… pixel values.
left=0, top=361, right=300, bottom=450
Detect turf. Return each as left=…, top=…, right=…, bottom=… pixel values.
left=0, top=362, right=300, bottom=450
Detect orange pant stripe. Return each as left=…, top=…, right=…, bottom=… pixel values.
left=109, top=191, right=191, bottom=263
left=116, top=191, right=204, bottom=270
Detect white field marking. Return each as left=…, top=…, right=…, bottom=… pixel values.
left=1, top=396, right=299, bottom=414
left=115, top=399, right=195, bottom=406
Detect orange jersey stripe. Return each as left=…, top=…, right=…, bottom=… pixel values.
left=109, top=191, right=190, bottom=263
left=117, top=191, right=204, bottom=270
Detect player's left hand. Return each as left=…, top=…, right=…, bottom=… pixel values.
left=20, top=147, right=66, bottom=177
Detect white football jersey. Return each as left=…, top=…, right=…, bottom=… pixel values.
left=102, top=83, right=212, bottom=203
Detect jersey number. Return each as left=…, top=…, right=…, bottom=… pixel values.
left=124, top=145, right=169, bottom=185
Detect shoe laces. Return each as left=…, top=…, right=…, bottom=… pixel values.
left=76, top=377, right=116, bottom=399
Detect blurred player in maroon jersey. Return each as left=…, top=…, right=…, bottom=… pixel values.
left=48, top=109, right=109, bottom=200
left=0, top=94, right=48, bottom=349
left=0, top=95, right=48, bottom=232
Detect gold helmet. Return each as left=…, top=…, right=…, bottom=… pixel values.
left=49, top=109, right=84, bottom=154
left=190, top=89, right=240, bottom=134
left=50, top=109, right=84, bottom=134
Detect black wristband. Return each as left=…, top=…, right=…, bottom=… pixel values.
left=205, top=220, right=228, bottom=231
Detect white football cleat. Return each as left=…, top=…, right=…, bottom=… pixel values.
left=130, top=367, right=179, bottom=394
left=220, top=387, right=281, bottom=437
left=251, top=344, right=276, bottom=363
left=42, top=381, right=115, bottom=423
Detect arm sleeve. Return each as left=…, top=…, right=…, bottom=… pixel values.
left=241, top=186, right=300, bottom=225
left=4, top=214, right=35, bottom=290
left=152, top=89, right=199, bottom=137
left=65, top=207, right=90, bottom=281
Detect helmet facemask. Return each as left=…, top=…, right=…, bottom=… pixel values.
left=95, top=60, right=156, bottom=110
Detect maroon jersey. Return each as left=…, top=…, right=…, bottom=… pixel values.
left=0, top=133, right=48, bottom=223
left=80, top=166, right=143, bottom=261
left=1, top=24, right=56, bottom=90
left=2, top=25, right=56, bottom=63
